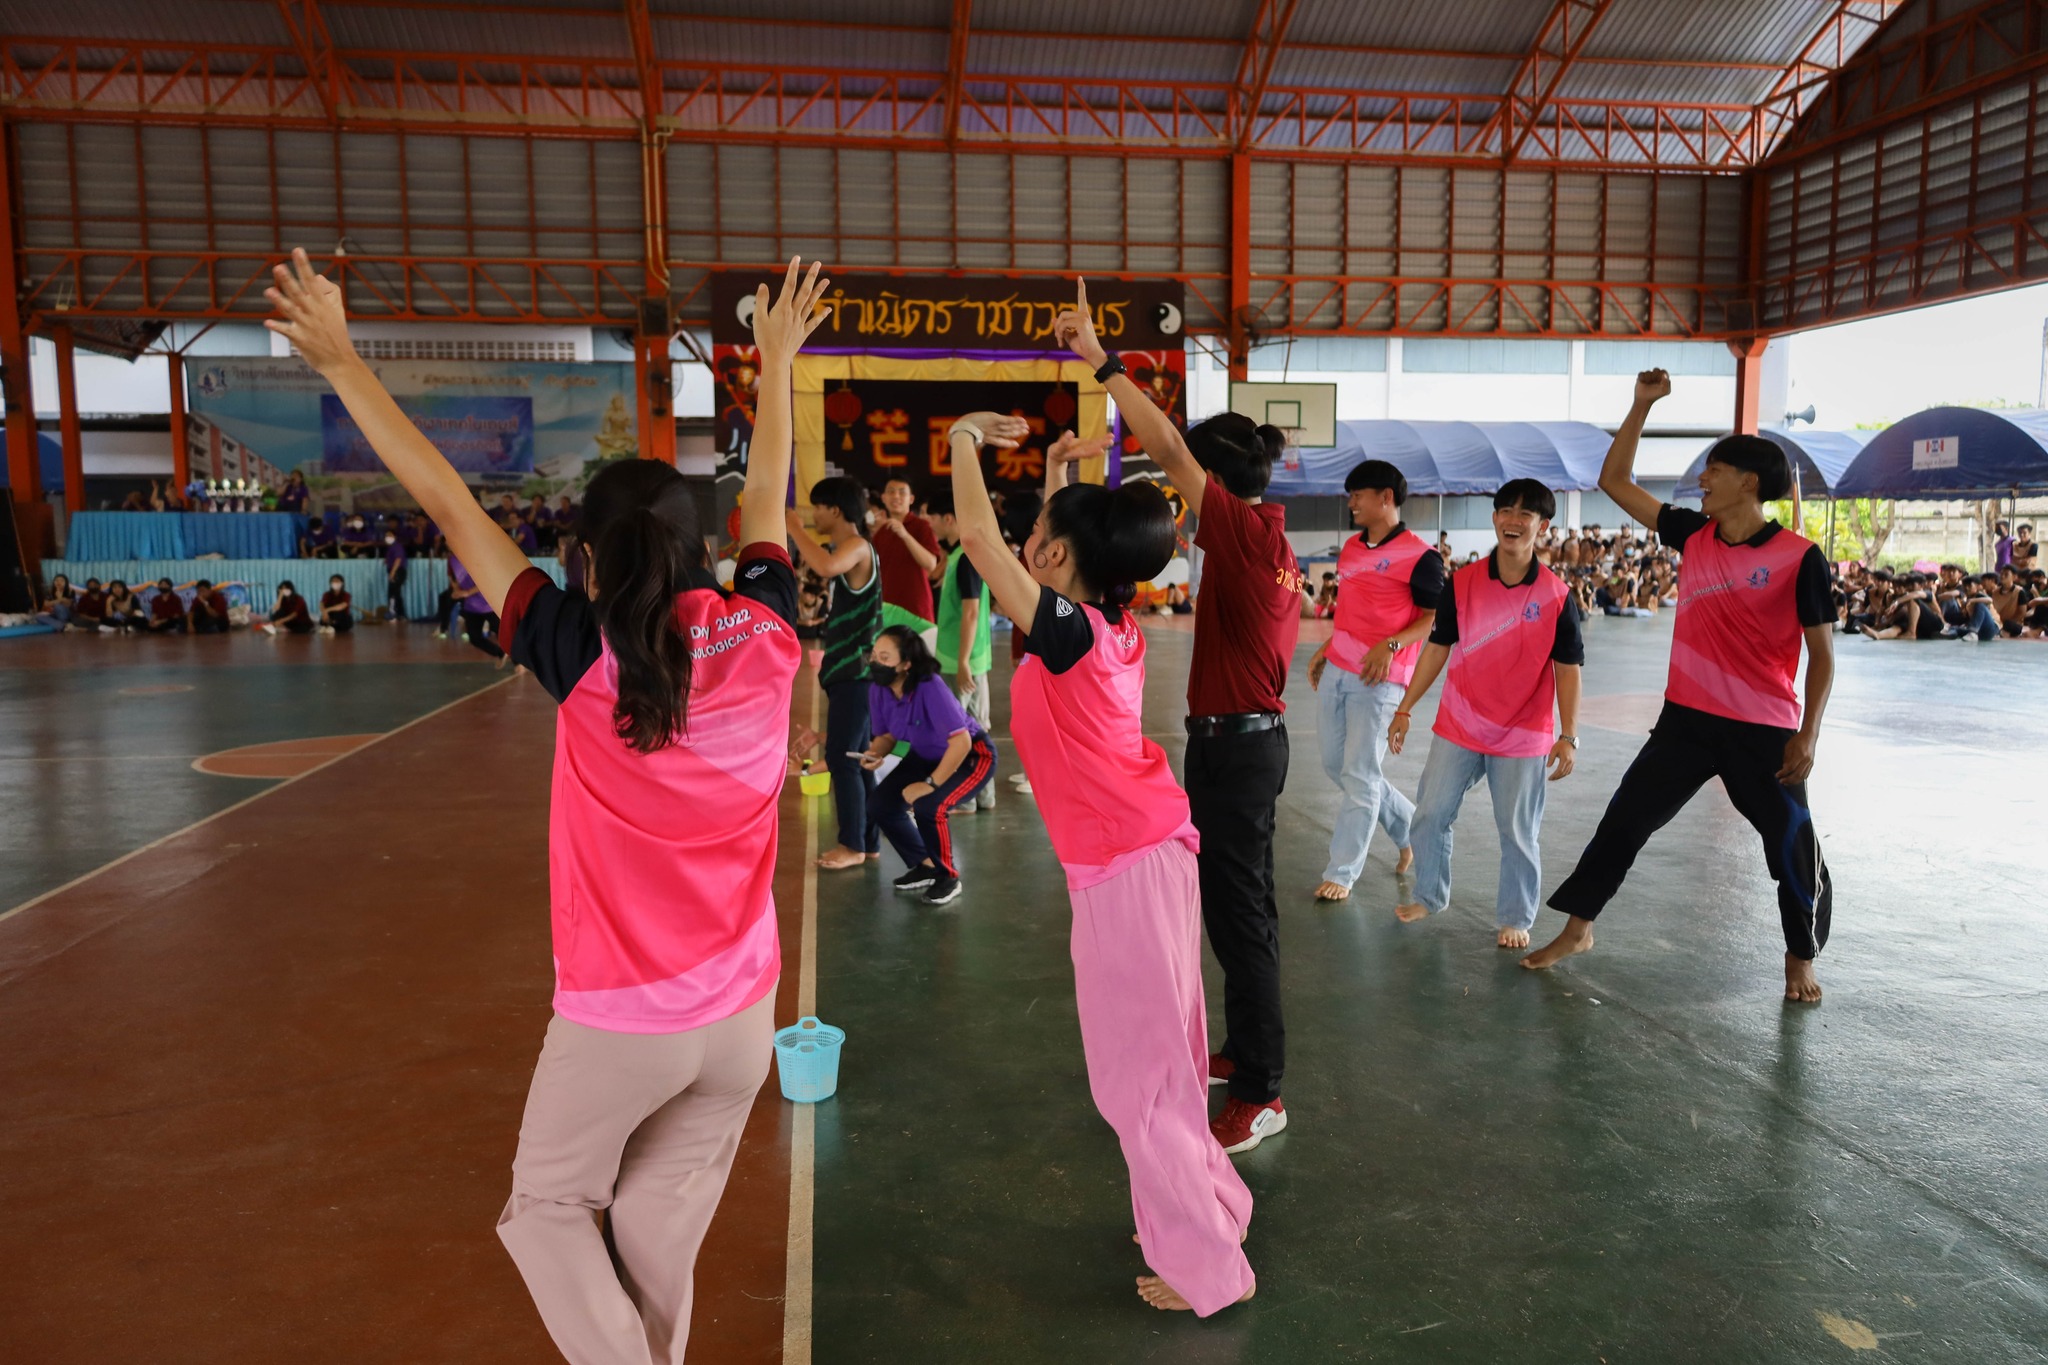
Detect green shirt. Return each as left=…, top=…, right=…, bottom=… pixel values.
left=820, top=540, right=882, bottom=687
left=935, top=543, right=992, bottom=676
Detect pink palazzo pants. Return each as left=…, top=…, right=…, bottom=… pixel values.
left=1069, top=838, right=1256, bottom=1316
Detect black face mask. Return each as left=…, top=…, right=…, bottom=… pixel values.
left=867, top=662, right=900, bottom=686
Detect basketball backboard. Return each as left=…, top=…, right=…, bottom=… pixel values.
left=1227, top=381, right=1338, bottom=448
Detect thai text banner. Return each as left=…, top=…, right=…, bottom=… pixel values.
left=709, top=273, right=1186, bottom=350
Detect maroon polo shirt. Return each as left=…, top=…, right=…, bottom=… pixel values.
left=1188, top=482, right=1303, bottom=716
left=876, top=513, right=941, bottom=623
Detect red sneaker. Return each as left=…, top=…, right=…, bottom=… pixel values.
left=1207, top=1053, right=1235, bottom=1088
left=1211, top=1097, right=1287, bottom=1154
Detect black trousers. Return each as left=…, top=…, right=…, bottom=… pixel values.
left=460, top=608, right=503, bottom=659
left=1185, top=724, right=1290, bottom=1104
left=1549, top=702, right=1832, bottom=960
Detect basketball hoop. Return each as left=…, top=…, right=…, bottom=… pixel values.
left=1280, top=427, right=1305, bottom=474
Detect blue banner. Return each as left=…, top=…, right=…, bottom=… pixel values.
left=320, top=393, right=534, bottom=474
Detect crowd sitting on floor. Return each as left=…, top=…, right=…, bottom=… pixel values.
left=1837, top=554, right=2048, bottom=641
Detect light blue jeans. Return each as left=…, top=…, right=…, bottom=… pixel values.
left=1408, top=735, right=1548, bottom=930
left=1316, top=667, right=1415, bottom=888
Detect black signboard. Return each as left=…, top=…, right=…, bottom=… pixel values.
left=818, top=378, right=1080, bottom=502
left=709, top=273, right=1186, bottom=351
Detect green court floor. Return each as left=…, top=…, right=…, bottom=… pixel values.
left=812, top=618, right=2048, bottom=1363
left=0, top=631, right=508, bottom=912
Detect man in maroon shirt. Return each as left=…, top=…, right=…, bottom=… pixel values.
left=1056, top=279, right=1304, bottom=1158
left=875, top=476, right=942, bottom=641
left=144, top=577, right=187, bottom=634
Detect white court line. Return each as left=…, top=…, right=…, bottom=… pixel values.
left=0, top=676, right=518, bottom=928
left=782, top=681, right=821, bottom=1365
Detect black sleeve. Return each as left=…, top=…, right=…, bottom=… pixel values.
left=954, top=555, right=984, bottom=602
left=1657, top=504, right=1711, bottom=552
left=1794, top=545, right=1833, bottom=628
left=1551, top=596, right=1586, bottom=664
left=1427, top=586, right=1458, bottom=646
left=502, top=570, right=603, bottom=705
left=1409, top=549, right=1447, bottom=609
left=1019, top=585, right=1095, bottom=675
left=729, top=542, right=799, bottom=627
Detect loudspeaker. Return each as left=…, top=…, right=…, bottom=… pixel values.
left=638, top=297, right=673, bottom=339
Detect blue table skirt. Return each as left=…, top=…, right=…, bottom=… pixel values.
left=44, top=557, right=566, bottom=622
left=64, top=512, right=308, bottom=560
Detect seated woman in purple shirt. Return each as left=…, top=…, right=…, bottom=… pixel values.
left=302, top=515, right=338, bottom=558
left=508, top=515, right=540, bottom=556
left=859, top=624, right=999, bottom=906
left=338, top=513, right=377, bottom=558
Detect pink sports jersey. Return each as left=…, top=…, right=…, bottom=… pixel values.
left=503, top=550, right=799, bottom=1034
left=1667, top=523, right=1815, bottom=729
left=1329, top=528, right=1434, bottom=687
left=1434, top=560, right=1571, bottom=758
left=1010, top=600, right=1198, bottom=889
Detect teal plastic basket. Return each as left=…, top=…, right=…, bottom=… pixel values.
left=774, top=1016, right=845, bottom=1103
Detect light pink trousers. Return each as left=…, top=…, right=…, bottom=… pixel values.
left=497, top=991, right=775, bottom=1365
left=1069, top=839, right=1256, bottom=1316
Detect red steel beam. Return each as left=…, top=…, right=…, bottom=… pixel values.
left=1233, top=0, right=1301, bottom=154
left=272, top=0, right=339, bottom=120
left=0, top=122, right=38, bottom=503
left=1498, top=0, right=1618, bottom=163
left=942, top=0, right=973, bottom=145
left=0, top=37, right=1777, bottom=172
left=52, top=323, right=82, bottom=515
left=1749, top=0, right=1904, bottom=157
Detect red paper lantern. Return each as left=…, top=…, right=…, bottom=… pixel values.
left=822, top=387, right=863, bottom=451
left=1042, top=387, right=1077, bottom=428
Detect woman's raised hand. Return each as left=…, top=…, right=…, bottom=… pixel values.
left=1048, top=431, right=1114, bottom=465
left=1051, top=277, right=1108, bottom=368
left=264, top=248, right=355, bottom=376
left=955, top=412, right=1031, bottom=449
left=752, top=257, right=832, bottom=366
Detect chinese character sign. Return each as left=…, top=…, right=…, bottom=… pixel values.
left=819, top=379, right=1074, bottom=501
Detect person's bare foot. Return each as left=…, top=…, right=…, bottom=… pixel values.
left=1395, top=846, right=1414, bottom=875
left=1313, top=880, right=1350, bottom=902
left=817, top=845, right=866, bottom=870
left=1497, top=926, right=1531, bottom=949
left=1393, top=901, right=1429, bottom=923
left=1136, top=1276, right=1256, bottom=1312
left=1521, top=916, right=1594, bottom=969
left=1785, top=954, right=1824, bottom=1004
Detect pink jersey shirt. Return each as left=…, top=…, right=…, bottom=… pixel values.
left=1010, top=590, right=1198, bottom=889
left=1434, top=559, right=1572, bottom=758
left=1329, top=527, right=1441, bottom=688
left=1666, top=521, right=1816, bottom=729
left=502, top=545, right=800, bottom=1033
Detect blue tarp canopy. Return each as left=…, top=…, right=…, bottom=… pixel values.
left=0, top=427, right=63, bottom=491
left=1671, top=427, right=1871, bottom=502
left=1266, top=419, right=1614, bottom=497
left=1833, top=406, right=2048, bottom=498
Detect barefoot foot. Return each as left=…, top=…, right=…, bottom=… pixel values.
left=1313, top=880, right=1351, bottom=902
left=1521, top=917, right=1594, bottom=970
left=1395, top=846, right=1414, bottom=875
left=1784, top=954, right=1824, bottom=1004
left=1136, top=1276, right=1256, bottom=1312
left=1497, top=926, right=1532, bottom=949
left=817, top=845, right=867, bottom=870
left=1393, top=901, right=1429, bottom=923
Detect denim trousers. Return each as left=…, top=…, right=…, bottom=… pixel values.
left=823, top=678, right=879, bottom=855
left=1408, top=734, right=1548, bottom=930
left=1316, top=666, right=1414, bottom=887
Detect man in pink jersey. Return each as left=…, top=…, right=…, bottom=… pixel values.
left=1525, top=370, right=1837, bottom=1003
left=1385, top=479, right=1584, bottom=948
left=1306, top=461, right=1445, bottom=903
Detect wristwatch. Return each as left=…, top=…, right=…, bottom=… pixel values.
left=1093, top=354, right=1127, bottom=383
left=948, top=419, right=985, bottom=446
left=1383, top=639, right=1400, bottom=653
left=1559, top=734, right=1579, bottom=748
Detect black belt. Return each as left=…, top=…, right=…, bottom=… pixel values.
left=1184, top=712, right=1283, bottom=736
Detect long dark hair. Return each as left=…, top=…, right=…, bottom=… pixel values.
left=582, top=459, right=705, bottom=754
left=1041, top=481, right=1177, bottom=607
left=876, top=624, right=941, bottom=686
